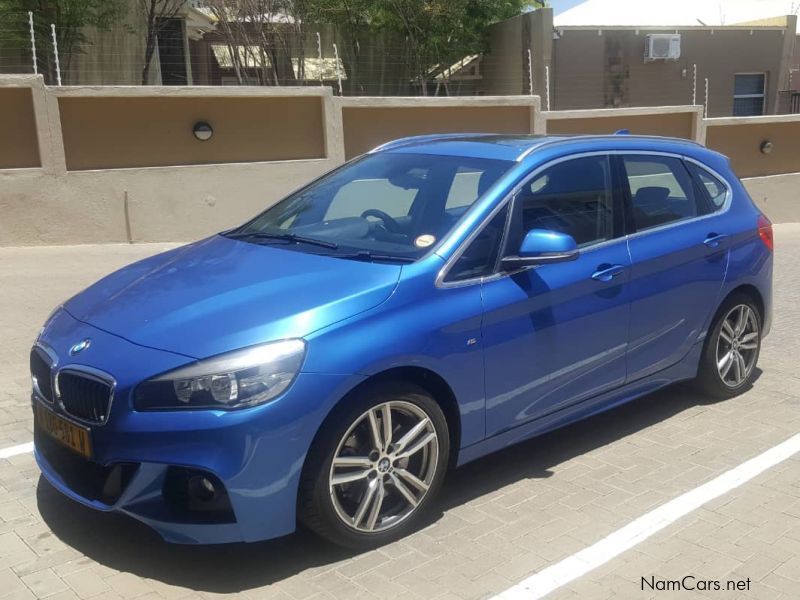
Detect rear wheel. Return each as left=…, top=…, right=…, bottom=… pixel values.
left=695, top=294, right=761, bottom=398
left=299, top=382, right=449, bottom=549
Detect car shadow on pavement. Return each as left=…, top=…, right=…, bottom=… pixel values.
left=37, top=377, right=753, bottom=594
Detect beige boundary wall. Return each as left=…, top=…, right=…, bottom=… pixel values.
left=0, top=75, right=797, bottom=246
left=0, top=87, right=40, bottom=169
left=543, top=106, right=705, bottom=142
left=339, top=96, right=543, bottom=159
left=0, top=77, right=345, bottom=245
left=705, top=115, right=800, bottom=178
left=704, top=115, right=800, bottom=221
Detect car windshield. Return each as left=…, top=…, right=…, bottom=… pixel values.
left=225, top=152, right=513, bottom=261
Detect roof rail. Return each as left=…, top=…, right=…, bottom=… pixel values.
left=370, top=133, right=496, bottom=154
left=515, top=133, right=705, bottom=161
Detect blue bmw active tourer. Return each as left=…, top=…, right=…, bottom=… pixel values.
left=31, top=134, right=773, bottom=548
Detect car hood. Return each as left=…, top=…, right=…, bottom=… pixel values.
left=64, top=235, right=402, bottom=359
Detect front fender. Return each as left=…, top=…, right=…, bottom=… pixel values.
left=302, top=268, right=486, bottom=448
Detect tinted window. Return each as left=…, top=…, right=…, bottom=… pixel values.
left=688, top=163, right=728, bottom=210
left=622, top=156, right=703, bottom=231
left=734, top=73, right=765, bottom=95
left=510, top=156, right=614, bottom=248
left=733, top=74, right=765, bottom=116
left=233, top=153, right=512, bottom=260
left=445, top=205, right=509, bottom=282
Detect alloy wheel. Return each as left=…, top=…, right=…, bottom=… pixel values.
left=716, top=303, right=759, bottom=388
left=328, top=400, right=439, bottom=533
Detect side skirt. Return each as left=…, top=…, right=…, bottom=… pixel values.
left=456, top=342, right=702, bottom=467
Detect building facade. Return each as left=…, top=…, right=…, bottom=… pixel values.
left=482, top=8, right=799, bottom=117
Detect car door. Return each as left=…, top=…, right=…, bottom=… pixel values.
left=620, top=154, right=730, bottom=381
left=481, top=154, right=632, bottom=437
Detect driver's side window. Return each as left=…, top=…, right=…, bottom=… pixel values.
left=325, top=178, right=418, bottom=221
left=508, top=155, right=614, bottom=250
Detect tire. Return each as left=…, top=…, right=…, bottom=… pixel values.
left=298, top=381, right=449, bottom=549
left=694, top=293, right=762, bottom=399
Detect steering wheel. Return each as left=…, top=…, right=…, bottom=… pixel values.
left=360, top=209, right=402, bottom=234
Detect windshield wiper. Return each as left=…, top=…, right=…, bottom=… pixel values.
left=226, top=232, right=414, bottom=262
left=333, top=251, right=417, bottom=264
left=226, top=231, right=338, bottom=249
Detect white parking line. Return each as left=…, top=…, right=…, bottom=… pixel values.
left=492, top=433, right=800, bottom=600
left=0, top=441, right=34, bottom=459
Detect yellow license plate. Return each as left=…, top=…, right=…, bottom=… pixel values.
left=34, top=402, right=93, bottom=459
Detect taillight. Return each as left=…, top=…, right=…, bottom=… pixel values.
left=757, top=214, right=773, bottom=252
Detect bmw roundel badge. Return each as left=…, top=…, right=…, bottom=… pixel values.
left=69, top=338, right=92, bottom=356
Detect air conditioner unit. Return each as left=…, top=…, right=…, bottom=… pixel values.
left=645, top=34, right=681, bottom=61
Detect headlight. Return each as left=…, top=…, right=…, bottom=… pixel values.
left=134, top=339, right=305, bottom=410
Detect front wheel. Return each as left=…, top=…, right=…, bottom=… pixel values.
left=695, top=294, right=762, bottom=399
left=299, top=382, right=449, bottom=549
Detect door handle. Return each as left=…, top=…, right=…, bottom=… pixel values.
left=591, top=264, right=625, bottom=282
left=703, top=233, right=728, bottom=248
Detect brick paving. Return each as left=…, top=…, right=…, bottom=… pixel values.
left=0, top=227, right=798, bottom=599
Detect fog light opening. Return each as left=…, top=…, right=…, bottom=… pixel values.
left=162, top=466, right=236, bottom=524
left=188, top=475, right=217, bottom=502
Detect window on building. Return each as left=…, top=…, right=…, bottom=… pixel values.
left=733, top=74, right=766, bottom=116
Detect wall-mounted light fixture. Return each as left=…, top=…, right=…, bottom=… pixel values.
left=193, top=121, right=213, bottom=142
left=760, top=140, right=773, bottom=154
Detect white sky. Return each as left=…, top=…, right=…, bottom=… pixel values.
left=552, top=0, right=800, bottom=26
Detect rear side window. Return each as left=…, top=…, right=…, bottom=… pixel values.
left=687, top=163, right=728, bottom=210
left=621, top=156, right=707, bottom=231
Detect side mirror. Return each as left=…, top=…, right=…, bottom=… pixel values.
left=501, top=229, right=579, bottom=269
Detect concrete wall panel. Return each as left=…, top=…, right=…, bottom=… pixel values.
left=58, top=95, right=325, bottom=170
left=706, top=118, right=800, bottom=177
left=482, top=15, right=525, bottom=96
left=0, top=88, right=40, bottom=169
left=342, top=102, right=535, bottom=159
left=0, top=159, right=334, bottom=245
left=545, top=109, right=698, bottom=139
left=743, top=172, right=800, bottom=223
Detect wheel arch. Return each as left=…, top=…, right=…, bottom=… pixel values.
left=701, top=282, right=766, bottom=356
left=304, top=366, right=462, bottom=476
left=357, top=367, right=461, bottom=466
left=720, top=284, right=765, bottom=324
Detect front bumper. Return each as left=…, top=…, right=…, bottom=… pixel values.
left=34, top=310, right=363, bottom=544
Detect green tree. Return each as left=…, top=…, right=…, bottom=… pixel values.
left=0, top=0, right=124, bottom=84
left=375, top=0, right=526, bottom=95
left=205, top=0, right=304, bottom=86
